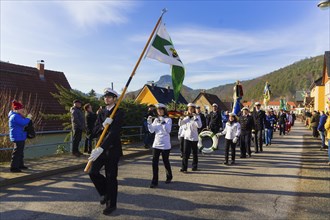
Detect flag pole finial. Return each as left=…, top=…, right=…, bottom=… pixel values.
left=161, top=8, right=168, bottom=15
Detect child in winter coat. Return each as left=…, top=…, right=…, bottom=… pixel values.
left=218, top=113, right=241, bottom=165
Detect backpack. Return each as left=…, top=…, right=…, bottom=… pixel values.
left=24, top=120, right=36, bottom=139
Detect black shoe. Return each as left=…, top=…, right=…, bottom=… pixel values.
left=266, top=144, right=268, bottom=146
left=240, top=155, right=246, bottom=158
left=255, top=151, right=259, bottom=153
left=231, top=161, right=235, bottom=165
left=192, top=167, right=198, bottom=171
left=248, top=154, right=252, bottom=158
left=223, top=162, right=228, bottom=165
left=10, top=168, right=22, bottom=173
left=72, top=152, right=82, bottom=157
left=180, top=169, right=187, bottom=173
left=144, top=145, right=149, bottom=149
left=260, top=150, right=263, bottom=152
left=100, top=195, right=108, bottom=205
left=149, top=183, right=158, bottom=188
left=103, top=206, right=117, bottom=215
left=165, top=179, right=172, bottom=184
left=19, top=166, right=28, bottom=170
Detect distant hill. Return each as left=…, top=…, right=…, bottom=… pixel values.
left=126, top=55, right=324, bottom=103
left=207, top=55, right=324, bottom=102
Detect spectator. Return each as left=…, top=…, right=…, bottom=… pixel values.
left=71, top=99, right=85, bottom=157
left=278, top=109, right=287, bottom=136
left=324, top=111, right=330, bottom=165
left=252, top=102, right=266, bottom=153
left=84, top=103, right=97, bottom=154
left=9, top=100, right=32, bottom=172
left=310, top=111, right=320, bottom=138
left=318, top=111, right=327, bottom=150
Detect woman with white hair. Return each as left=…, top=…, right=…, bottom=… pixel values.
left=147, top=103, right=173, bottom=188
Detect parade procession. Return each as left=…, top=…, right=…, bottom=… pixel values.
left=1, top=1, right=330, bottom=220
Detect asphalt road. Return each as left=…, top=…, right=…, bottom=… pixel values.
left=0, top=122, right=329, bottom=220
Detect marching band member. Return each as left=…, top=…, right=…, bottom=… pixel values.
left=179, top=103, right=202, bottom=172
left=219, top=113, right=241, bottom=165
left=147, top=103, right=173, bottom=188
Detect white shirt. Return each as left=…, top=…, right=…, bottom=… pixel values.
left=178, top=115, right=202, bottom=141
left=148, top=117, right=172, bottom=150
left=221, top=122, right=241, bottom=140
left=178, top=125, right=186, bottom=139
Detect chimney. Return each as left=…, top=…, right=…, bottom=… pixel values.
left=37, top=60, right=45, bottom=80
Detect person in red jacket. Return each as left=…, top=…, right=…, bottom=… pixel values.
left=8, top=100, right=32, bottom=172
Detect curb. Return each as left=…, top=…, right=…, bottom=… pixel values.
left=0, top=147, right=153, bottom=188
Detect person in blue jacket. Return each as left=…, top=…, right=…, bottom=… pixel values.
left=317, top=111, right=328, bottom=150
left=8, top=100, right=32, bottom=172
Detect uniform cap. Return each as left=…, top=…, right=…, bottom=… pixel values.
left=255, top=102, right=261, bottom=106
left=103, top=88, right=119, bottom=97
left=212, top=103, right=218, bottom=107
left=229, top=113, right=237, bottom=117
left=242, top=107, right=249, bottom=111
left=187, top=103, right=196, bottom=107
left=155, top=103, right=167, bottom=109
left=195, top=105, right=200, bottom=109
left=73, top=99, right=82, bottom=104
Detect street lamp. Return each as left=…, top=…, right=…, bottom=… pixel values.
left=317, top=0, right=330, bottom=9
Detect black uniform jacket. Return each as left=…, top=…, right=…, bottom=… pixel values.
left=252, top=110, right=266, bottom=131
left=207, top=111, right=223, bottom=133
left=93, top=106, right=124, bottom=158
left=86, top=111, right=97, bottom=135
left=239, top=114, right=254, bottom=135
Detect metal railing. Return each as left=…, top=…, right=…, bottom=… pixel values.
left=0, top=125, right=179, bottom=151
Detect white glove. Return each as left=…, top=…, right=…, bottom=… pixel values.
left=88, top=148, right=104, bottom=161
left=102, top=118, right=113, bottom=128
left=251, top=133, right=255, bottom=139
left=26, top=114, right=32, bottom=119
left=265, top=128, right=268, bottom=131
left=147, top=116, right=153, bottom=124
left=233, top=137, right=238, bottom=144
left=215, top=132, right=224, bottom=138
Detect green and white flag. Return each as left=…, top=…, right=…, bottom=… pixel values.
left=146, top=23, right=185, bottom=102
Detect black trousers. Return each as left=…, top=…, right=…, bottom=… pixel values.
left=224, top=139, right=236, bottom=162
left=72, top=128, right=82, bottom=153
left=11, top=141, right=25, bottom=169
left=240, top=132, right=251, bottom=156
left=182, top=140, right=198, bottom=171
left=89, top=152, right=120, bottom=208
left=179, top=137, right=184, bottom=157
left=312, top=126, right=319, bottom=138
left=151, top=148, right=172, bottom=184
left=279, top=123, right=286, bottom=135
left=84, top=134, right=93, bottom=153
left=255, top=130, right=263, bottom=152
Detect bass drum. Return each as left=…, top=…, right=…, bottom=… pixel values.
left=197, top=130, right=218, bottom=154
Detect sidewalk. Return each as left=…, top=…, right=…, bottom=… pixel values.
left=0, top=140, right=179, bottom=187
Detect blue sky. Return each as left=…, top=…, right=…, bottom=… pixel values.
left=1, top=1, right=329, bottom=94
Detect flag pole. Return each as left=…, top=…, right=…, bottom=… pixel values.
left=84, top=9, right=167, bottom=173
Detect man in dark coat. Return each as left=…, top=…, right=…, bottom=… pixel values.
left=196, top=105, right=206, bottom=133
left=239, top=107, right=254, bottom=158
left=71, top=99, right=85, bottom=157
left=84, top=103, right=97, bottom=154
left=278, top=109, right=287, bottom=135
left=207, top=103, right=223, bottom=134
left=310, top=111, right=320, bottom=138
left=252, top=102, right=266, bottom=153
left=88, top=88, right=124, bottom=216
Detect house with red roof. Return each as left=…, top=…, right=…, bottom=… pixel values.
left=0, top=61, right=71, bottom=131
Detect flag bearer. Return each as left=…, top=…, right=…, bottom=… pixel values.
left=88, top=88, right=124, bottom=216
